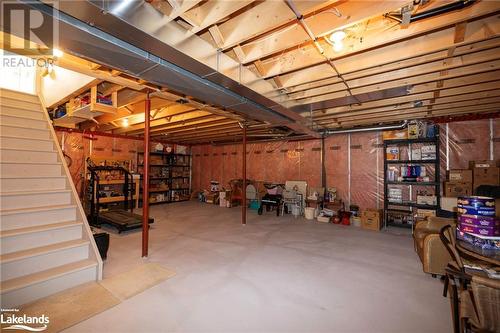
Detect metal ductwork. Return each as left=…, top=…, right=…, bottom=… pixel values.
left=322, top=120, right=408, bottom=136
left=6, top=0, right=319, bottom=137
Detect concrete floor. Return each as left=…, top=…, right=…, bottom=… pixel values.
left=66, top=201, right=451, bottom=333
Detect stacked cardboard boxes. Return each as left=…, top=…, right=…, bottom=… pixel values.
left=469, top=160, right=499, bottom=192
left=444, top=169, right=473, bottom=197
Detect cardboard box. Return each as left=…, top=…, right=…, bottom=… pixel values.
left=417, top=209, right=436, bottom=219
left=440, top=197, right=458, bottom=212
left=383, top=129, right=408, bottom=141
left=386, top=147, right=400, bottom=160
left=448, top=169, right=473, bottom=183
left=361, top=209, right=381, bottom=231
left=469, top=160, right=498, bottom=168
left=472, top=167, right=499, bottom=187
left=444, top=182, right=472, bottom=197
left=417, top=195, right=437, bottom=206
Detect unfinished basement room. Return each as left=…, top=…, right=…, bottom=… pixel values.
left=1, top=0, right=500, bottom=332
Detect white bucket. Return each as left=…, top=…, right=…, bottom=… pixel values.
left=305, top=207, right=315, bottom=220
left=292, top=204, right=301, bottom=217
left=352, top=216, right=361, bottom=227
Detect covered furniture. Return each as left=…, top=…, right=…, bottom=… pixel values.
left=413, top=216, right=455, bottom=275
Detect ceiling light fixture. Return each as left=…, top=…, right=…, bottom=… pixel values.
left=53, top=48, right=63, bottom=58
left=328, top=30, right=346, bottom=52
left=122, top=118, right=129, bottom=127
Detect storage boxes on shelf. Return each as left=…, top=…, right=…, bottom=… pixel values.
left=137, top=151, right=191, bottom=205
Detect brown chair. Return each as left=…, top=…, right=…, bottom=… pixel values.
left=440, top=225, right=500, bottom=333
left=413, top=217, right=455, bottom=276
left=460, top=274, right=500, bottom=333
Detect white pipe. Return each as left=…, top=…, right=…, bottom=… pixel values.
left=323, top=120, right=408, bottom=136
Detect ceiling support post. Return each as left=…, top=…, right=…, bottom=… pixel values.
left=242, top=124, right=247, bottom=225
left=142, top=92, right=151, bottom=257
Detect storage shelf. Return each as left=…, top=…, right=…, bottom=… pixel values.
left=149, top=189, right=170, bottom=193
left=387, top=201, right=438, bottom=209
left=386, top=222, right=413, bottom=229
left=384, top=137, right=438, bottom=145
left=383, top=128, right=440, bottom=230
left=98, top=196, right=137, bottom=203
left=386, top=181, right=438, bottom=186
left=138, top=152, right=191, bottom=157
left=386, top=159, right=437, bottom=164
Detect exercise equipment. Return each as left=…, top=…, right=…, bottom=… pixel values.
left=86, top=160, right=154, bottom=233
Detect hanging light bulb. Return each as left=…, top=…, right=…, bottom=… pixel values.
left=329, top=30, right=346, bottom=52
left=333, top=41, right=344, bottom=52
left=53, top=48, right=63, bottom=58
left=330, top=30, right=346, bottom=43
left=122, top=118, right=129, bottom=127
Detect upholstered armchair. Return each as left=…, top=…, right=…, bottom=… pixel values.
left=413, top=216, right=456, bottom=276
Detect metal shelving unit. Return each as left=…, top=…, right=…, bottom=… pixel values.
left=137, top=152, right=191, bottom=205
left=383, top=127, right=440, bottom=229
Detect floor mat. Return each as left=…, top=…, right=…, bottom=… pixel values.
left=10, top=282, right=120, bottom=333
left=99, top=263, right=176, bottom=301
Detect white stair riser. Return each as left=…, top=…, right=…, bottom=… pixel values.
left=0, top=90, right=40, bottom=104
left=0, top=115, right=47, bottom=129
left=0, top=191, right=71, bottom=210
left=1, top=265, right=97, bottom=308
left=0, top=105, right=44, bottom=120
left=1, top=225, right=82, bottom=254
left=0, top=207, right=76, bottom=231
left=1, top=244, right=89, bottom=281
left=0, top=177, right=66, bottom=192
left=0, top=149, right=57, bottom=163
left=0, top=125, right=50, bottom=139
left=0, top=136, right=54, bottom=151
left=0, top=96, right=41, bottom=111
left=1, top=163, right=62, bottom=178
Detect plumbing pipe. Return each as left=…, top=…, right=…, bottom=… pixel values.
left=323, top=120, right=408, bottom=136
left=410, top=0, right=476, bottom=22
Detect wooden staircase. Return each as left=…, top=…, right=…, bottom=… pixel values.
left=0, top=88, right=102, bottom=308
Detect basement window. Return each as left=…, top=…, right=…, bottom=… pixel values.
left=0, top=52, right=36, bottom=94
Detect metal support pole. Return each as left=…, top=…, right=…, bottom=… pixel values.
left=142, top=92, right=151, bottom=257
left=242, top=125, right=247, bottom=225
left=320, top=137, right=326, bottom=189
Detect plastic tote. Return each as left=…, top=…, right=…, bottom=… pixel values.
left=305, top=207, right=315, bottom=220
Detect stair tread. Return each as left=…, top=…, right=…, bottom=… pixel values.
left=0, top=124, right=48, bottom=131
left=0, top=189, right=70, bottom=196
left=0, top=175, right=65, bottom=180
left=0, top=147, right=55, bottom=153
left=1, top=238, right=88, bottom=264
left=0, top=134, right=53, bottom=142
left=0, top=114, right=46, bottom=122
left=0, top=161, right=60, bottom=165
left=0, top=220, right=82, bottom=238
left=0, top=259, right=97, bottom=294
left=0, top=204, right=76, bottom=215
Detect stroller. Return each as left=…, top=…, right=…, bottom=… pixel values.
left=258, top=183, right=284, bottom=216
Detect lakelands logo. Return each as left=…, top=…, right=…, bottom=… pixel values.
left=1, top=309, right=49, bottom=332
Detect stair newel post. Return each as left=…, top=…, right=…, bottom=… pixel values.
left=142, top=92, right=151, bottom=257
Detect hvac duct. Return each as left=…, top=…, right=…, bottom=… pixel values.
left=7, top=0, right=319, bottom=136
